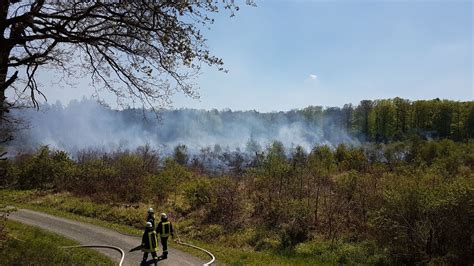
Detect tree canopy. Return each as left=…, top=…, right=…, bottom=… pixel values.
left=0, top=0, right=253, bottom=120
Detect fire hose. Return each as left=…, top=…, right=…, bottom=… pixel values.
left=6, top=206, right=214, bottom=266
left=173, top=229, right=216, bottom=266
left=112, top=227, right=216, bottom=266
left=4, top=207, right=125, bottom=266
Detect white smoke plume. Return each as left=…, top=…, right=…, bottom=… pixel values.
left=9, top=99, right=359, bottom=156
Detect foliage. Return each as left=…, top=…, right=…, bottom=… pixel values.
left=2, top=138, right=474, bottom=264
left=372, top=175, right=473, bottom=264
left=148, top=158, right=191, bottom=202
left=174, top=145, right=190, bottom=166
left=11, top=146, right=75, bottom=189
left=0, top=1, right=256, bottom=120
left=184, top=179, right=213, bottom=211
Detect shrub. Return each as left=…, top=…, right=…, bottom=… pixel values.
left=184, top=179, right=213, bottom=211
left=15, top=146, right=75, bottom=190
left=371, top=175, right=473, bottom=264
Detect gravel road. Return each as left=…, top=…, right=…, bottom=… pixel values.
left=9, top=209, right=205, bottom=266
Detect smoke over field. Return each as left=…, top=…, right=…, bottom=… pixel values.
left=9, top=99, right=357, bottom=156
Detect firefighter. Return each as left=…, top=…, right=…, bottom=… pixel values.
left=157, top=212, right=174, bottom=259
left=141, top=221, right=159, bottom=265
left=147, top=207, right=156, bottom=228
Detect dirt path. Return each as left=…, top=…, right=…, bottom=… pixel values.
left=9, top=209, right=205, bottom=266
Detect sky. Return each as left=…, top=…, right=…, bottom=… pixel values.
left=36, top=0, right=473, bottom=112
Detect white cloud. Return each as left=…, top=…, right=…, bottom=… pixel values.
left=309, top=74, right=318, bottom=80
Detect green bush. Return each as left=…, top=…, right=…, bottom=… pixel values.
left=278, top=199, right=313, bottom=248
left=148, top=158, right=190, bottom=202
left=14, top=146, right=75, bottom=190
left=200, top=224, right=224, bottom=241
left=184, top=179, right=213, bottom=211
left=371, top=175, right=473, bottom=264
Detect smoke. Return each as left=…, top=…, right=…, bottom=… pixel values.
left=9, top=99, right=359, bottom=156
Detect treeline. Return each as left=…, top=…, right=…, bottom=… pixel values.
left=119, top=97, right=474, bottom=142
left=342, top=98, right=474, bottom=142
left=1, top=139, right=473, bottom=264
left=299, top=98, right=473, bottom=142
left=8, top=98, right=474, bottom=155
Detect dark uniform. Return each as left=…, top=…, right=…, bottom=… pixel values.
left=141, top=225, right=159, bottom=265
left=157, top=218, right=174, bottom=259
left=147, top=213, right=156, bottom=228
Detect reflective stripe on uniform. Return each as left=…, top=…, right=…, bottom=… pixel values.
left=146, top=231, right=159, bottom=252
left=161, top=221, right=170, bottom=237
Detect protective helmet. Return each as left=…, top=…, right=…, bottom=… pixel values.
left=160, top=213, right=167, bottom=219
left=146, top=221, right=153, bottom=228
left=147, top=208, right=154, bottom=214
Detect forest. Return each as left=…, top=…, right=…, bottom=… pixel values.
left=1, top=98, right=473, bottom=265
left=8, top=97, right=474, bottom=155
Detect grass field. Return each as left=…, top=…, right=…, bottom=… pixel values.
left=1, top=189, right=388, bottom=265
left=0, top=220, right=114, bottom=265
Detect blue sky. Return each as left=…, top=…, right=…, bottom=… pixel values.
left=171, top=0, right=473, bottom=111
left=40, top=0, right=473, bottom=112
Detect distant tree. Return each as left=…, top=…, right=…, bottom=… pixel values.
left=433, top=101, right=453, bottom=138
left=152, top=157, right=190, bottom=203
left=373, top=100, right=395, bottom=142
left=267, top=141, right=286, bottom=161
left=342, top=103, right=354, bottom=133
left=451, top=104, right=463, bottom=141
left=291, top=145, right=307, bottom=200
left=465, top=104, right=474, bottom=139
left=173, top=144, right=189, bottom=166
left=136, top=144, right=159, bottom=173
left=355, top=100, right=374, bottom=141
left=300, top=106, right=323, bottom=126
left=323, top=107, right=343, bottom=140
left=245, top=137, right=262, bottom=154
left=411, top=100, right=432, bottom=133
left=307, top=145, right=335, bottom=227
left=393, top=97, right=410, bottom=138
left=291, top=145, right=307, bottom=169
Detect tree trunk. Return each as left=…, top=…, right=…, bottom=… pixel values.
left=314, top=185, right=320, bottom=227
left=299, top=172, right=303, bottom=200
left=0, top=50, right=9, bottom=122
left=0, top=0, right=12, bottom=121
left=426, top=228, right=433, bottom=259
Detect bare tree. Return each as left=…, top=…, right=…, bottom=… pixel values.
left=0, top=0, right=254, bottom=120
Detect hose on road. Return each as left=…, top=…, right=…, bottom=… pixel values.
left=173, top=228, right=216, bottom=266
left=9, top=207, right=213, bottom=265
left=174, top=239, right=216, bottom=266
left=112, top=226, right=216, bottom=265
left=62, top=245, right=125, bottom=266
